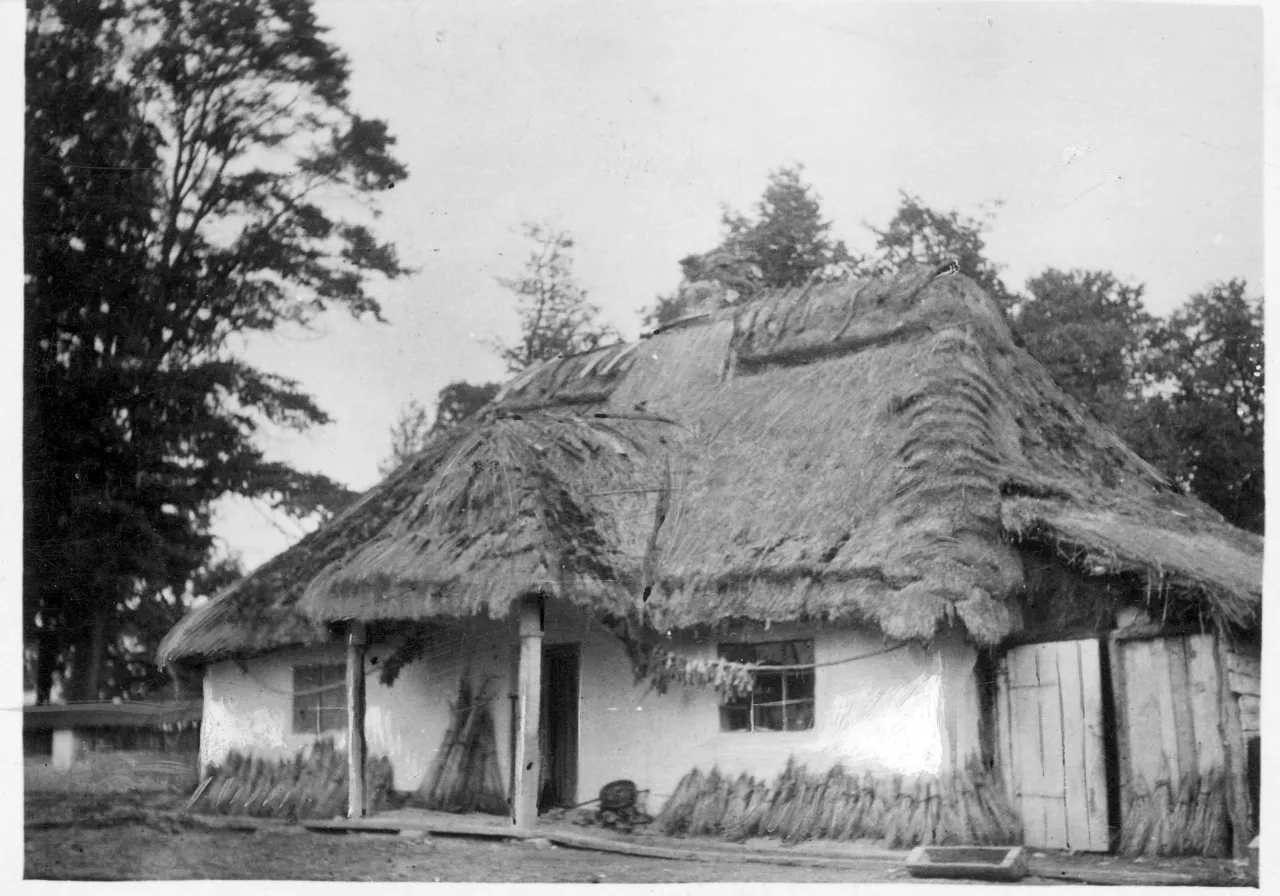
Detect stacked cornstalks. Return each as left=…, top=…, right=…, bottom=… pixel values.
left=421, top=676, right=508, bottom=815
left=1119, top=769, right=1228, bottom=857
left=192, top=739, right=393, bottom=820
left=655, top=758, right=1019, bottom=848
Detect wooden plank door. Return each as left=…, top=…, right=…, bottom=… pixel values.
left=1110, top=633, right=1234, bottom=856
left=997, top=639, right=1110, bottom=851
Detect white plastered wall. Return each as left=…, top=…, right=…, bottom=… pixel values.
left=200, top=601, right=983, bottom=806
left=539, top=601, right=981, bottom=805
left=200, top=626, right=512, bottom=792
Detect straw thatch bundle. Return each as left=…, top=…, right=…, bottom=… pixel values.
left=1119, top=769, right=1228, bottom=857
left=161, top=266, right=1261, bottom=669
left=191, top=739, right=393, bottom=820
left=422, top=675, right=507, bottom=815
left=654, top=758, right=1018, bottom=849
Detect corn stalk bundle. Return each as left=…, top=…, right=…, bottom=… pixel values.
left=726, top=780, right=772, bottom=842
left=654, top=758, right=1023, bottom=849
left=1118, top=768, right=1228, bottom=857
left=422, top=675, right=508, bottom=815
left=718, top=773, right=758, bottom=840
left=654, top=767, right=705, bottom=834
left=687, top=767, right=729, bottom=836
left=190, top=739, right=392, bottom=820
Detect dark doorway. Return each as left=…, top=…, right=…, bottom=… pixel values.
left=539, top=644, right=580, bottom=811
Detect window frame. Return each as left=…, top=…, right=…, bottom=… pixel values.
left=291, top=663, right=348, bottom=735
left=717, top=639, right=816, bottom=733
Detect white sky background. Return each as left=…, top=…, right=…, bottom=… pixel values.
left=199, top=0, right=1264, bottom=571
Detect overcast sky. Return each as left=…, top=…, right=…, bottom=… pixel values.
left=183, top=1, right=1263, bottom=571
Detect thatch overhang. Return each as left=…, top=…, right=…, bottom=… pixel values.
left=158, top=266, right=1263, bottom=666
left=157, top=413, right=677, bottom=665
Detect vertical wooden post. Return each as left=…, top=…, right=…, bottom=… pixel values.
left=1215, top=633, right=1252, bottom=856
left=347, top=620, right=368, bottom=819
left=511, top=594, right=544, bottom=829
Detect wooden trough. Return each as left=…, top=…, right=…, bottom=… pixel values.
left=905, top=845, right=1028, bottom=882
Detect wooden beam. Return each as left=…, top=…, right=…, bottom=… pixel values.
left=347, top=621, right=368, bottom=819
left=511, top=594, right=544, bottom=829
left=1106, top=634, right=1131, bottom=848
left=1215, top=634, right=1253, bottom=856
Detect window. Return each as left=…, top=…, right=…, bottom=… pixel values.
left=292, top=664, right=347, bottom=734
left=718, top=639, right=815, bottom=732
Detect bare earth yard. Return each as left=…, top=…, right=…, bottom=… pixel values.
left=24, top=791, right=904, bottom=883
left=24, top=757, right=1254, bottom=885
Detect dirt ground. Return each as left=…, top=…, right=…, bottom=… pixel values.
left=24, top=791, right=907, bottom=883
left=24, top=775, right=1256, bottom=885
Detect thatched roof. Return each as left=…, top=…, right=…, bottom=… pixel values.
left=158, top=266, right=1263, bottom=665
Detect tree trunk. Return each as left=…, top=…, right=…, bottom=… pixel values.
left=67, top=607, right=109, bottom=702
left=35, top=631, right=57, bottom=704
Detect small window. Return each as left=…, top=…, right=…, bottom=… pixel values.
left=292, top=664, right=347, bottom=734
left=718, top=639, right=815, bottom=732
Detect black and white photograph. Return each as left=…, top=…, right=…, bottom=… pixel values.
left=14, top=0, right=1268, bottom=886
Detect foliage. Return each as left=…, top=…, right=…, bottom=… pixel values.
left=377, top=382, right=501, bottom=476
left=642, top=165, right=853, bottom=328
left=24, top=0, right=406, bottom=700
left=867, top=191, right=1015, bottom=309
left=1014, top=268, right=1154, bottom=427
left=721, top=164, right=855, bottom=288
left=1143, top=281, right=1264, bottom=532
left=490, top=222, right=619, bottom=373
left=379, top=400, right=432, bottom=477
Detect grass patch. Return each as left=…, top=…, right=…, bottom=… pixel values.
left=25, top=751, right=199, bottom=796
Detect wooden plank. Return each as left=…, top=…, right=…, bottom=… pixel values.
left=1239, top=696, right=1260, bottom=737
left=1035, top=644, right=1068, bottom=849
left=996, top=657, right=1016, bottom=808
left=1228, top=670, right=1260, bottom=697
left=1056, top=641, right=1091, bottom=851
left=1149, top=640, right=1183, bottom=784
left=1184, top=635, right=1223, bottom=774
left=1010, top=646, right=1047, bottom=847
left=1227, top=646, right=1260, bottom=678
left=1164, top=638, right=1197, bottom=781
left=1119, top=639, right=1165, bottom=793
left=1106, top=636, right=1132, bottom=830
left=346, top=621, right=368, bottom=819
left=512, top=594, right=544, bottom=829
left=1076, top=639, right=1110, bottom=851
left=1215, top=635, right=1253, bottom=856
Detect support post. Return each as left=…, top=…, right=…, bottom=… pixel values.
left=511, top=594, right=544, bottom=829
left=347, top=620, right=368, bottom=819
left=51, top=728, right=78, bottom=770
left=1215, top=633, right=1253, bottom=856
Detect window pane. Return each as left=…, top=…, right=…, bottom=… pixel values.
left=785, top=671, right=815, bottom=700
left=753, top=672, right=784, bottom=703
left=294, top=705, right=317, bottom=734
left=785, top=701, right=815, bottom=731
left=720, top=706, right=750, bottom=731
left=319, top=708, right=347, bottom=732
left=295, top=666, right=320, bottom=691
left=754, top=704, right=786, bottom=731
left=752, top=642, right=786, bottom=665
left=787, top=640, right=814, bottom=665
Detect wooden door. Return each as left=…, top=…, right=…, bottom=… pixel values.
left=997, top=639, right=1110, bottom=851
left=1109, top=633, right=1234, bottom=855
left=538, top=644, right=580, bottom=811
